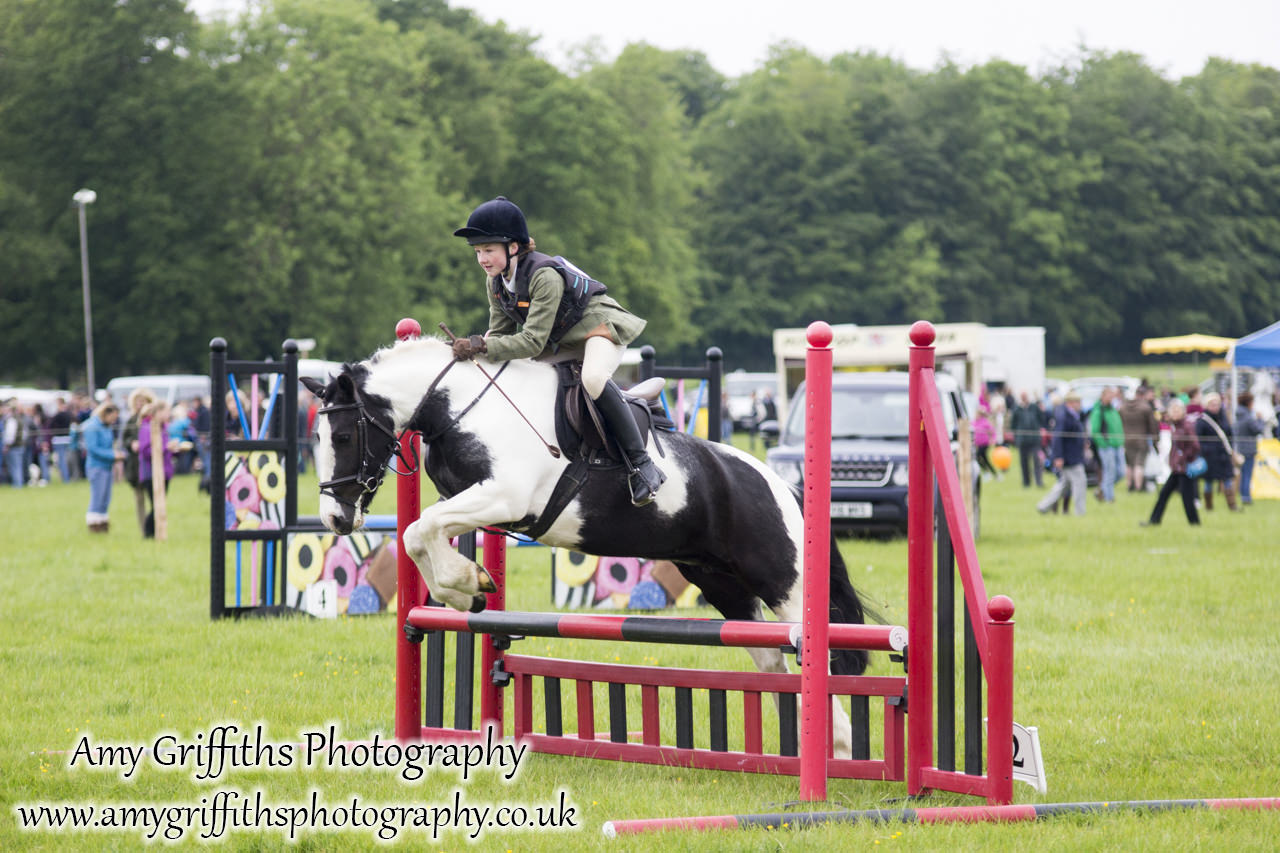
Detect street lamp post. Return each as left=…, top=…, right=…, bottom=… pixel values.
left=72, top=188, right=97, bottom=397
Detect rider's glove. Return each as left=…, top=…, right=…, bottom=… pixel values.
left=452, top=335, right=487, bottom=360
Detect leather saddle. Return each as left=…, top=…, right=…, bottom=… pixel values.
left=508, top=364, right=674, bottom=541
left=553, top=361, right=672, bottom=468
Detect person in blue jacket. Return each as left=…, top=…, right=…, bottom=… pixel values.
left=82, top=401, right=122, bottom=533
left=1036, top=392, right=1086, bottom=516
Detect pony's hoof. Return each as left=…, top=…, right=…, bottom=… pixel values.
left=476, top=566, right=497, bottom=594
left=469, top=595, right=487, bottom=613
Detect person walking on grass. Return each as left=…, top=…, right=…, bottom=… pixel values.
left=1195, top=392, right=1239, bottom=512
left=1234, top=392, right=1266, bottom=506
left=1141, top=398, right=1200, bottom=527
left=1088, top=387, right=1125, bottom=503
left=121, top=388, right=158, bottom=536
left=1120, top=385, right=1159, bottom=492
left=1010, top=390, right=1045, bottom=488
left=82, top=401, right=123, bottom=532
left=973, top=405, right=998, bottom=480
left=1037, top=392, right=1086, bottom=516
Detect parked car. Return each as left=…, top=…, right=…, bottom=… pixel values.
left=1064, top=376, right=1141, bottom=414
left=724, top=371, right=778, bottom=431
left=764, top=372, right=980, bottom=536
left=0, top=386, right=72, bottom=408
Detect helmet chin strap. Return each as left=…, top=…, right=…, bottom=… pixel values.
left=497, top=241, right=519, bottom=278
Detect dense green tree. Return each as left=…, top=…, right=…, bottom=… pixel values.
left=910, top=60, right=1093, bottom=349
left=203, top=0, right=463, bottom=361
left=3, top=0, right=1280, bottom=384
left=691, top=48, right=891, bottom=364
left=0, top=0, right=219, bottom=383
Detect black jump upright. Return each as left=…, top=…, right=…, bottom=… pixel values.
left=637, top=345, right=724, bottom=443
left=209, top=338, right=299, bottom=619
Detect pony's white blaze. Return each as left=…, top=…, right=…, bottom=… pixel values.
left=311, top=411, right=356, bottom=533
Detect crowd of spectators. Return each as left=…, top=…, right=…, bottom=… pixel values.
left=2, top=386, right=318, bottom=535
left=0, top=393, right=214, bottom=490
left=990, top=380, right=1280, bottom=521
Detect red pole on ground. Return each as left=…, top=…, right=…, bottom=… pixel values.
left=906, top=321, right=937, bottom=796
left=394, top=319, right=423, bottom=741
left=800, top=321, right=833, bottom=802
left=986, top=595, right=1016, bottom=804
left=480, top=530, right=507, bottom=732
left=601, top=798, right=1280, bottom=837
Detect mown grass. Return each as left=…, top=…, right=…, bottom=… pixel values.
left=2, top=456, right=1278, bottom=851
left=1044, top=360, right=1217, bottom=392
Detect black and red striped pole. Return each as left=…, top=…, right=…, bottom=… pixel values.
left=403, top=609, right=907, bottom=652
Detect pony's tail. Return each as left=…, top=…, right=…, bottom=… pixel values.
left=827, top=540, right=870, bottom=676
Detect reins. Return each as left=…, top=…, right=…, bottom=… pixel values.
left=439, top=323, right=562, bottom=459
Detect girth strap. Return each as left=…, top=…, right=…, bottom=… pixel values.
left=517, top=457, right=592, bottom=541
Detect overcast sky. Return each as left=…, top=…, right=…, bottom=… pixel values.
left=192, top=0, right=1280, bottom=79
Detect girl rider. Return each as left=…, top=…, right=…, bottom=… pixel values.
left=450, top=197, right=665, bottom=506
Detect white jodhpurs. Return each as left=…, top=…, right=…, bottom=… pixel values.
left=581, top=336, right=625, bottom=400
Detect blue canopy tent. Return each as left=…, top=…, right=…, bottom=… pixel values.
left=1228, top=320, right=1280, bottom=368
left=1228, top=320, right=1280, bottom=425
left=1229, top=322, right=1280, bottom=501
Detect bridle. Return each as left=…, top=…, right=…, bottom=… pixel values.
left=316, top=357, right=512, bottom=512
left=316, top=386, right=414, bottom=513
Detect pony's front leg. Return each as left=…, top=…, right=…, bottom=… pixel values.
left=402, top=486, right=520, bottom=612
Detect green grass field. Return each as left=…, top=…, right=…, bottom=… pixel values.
left=3, top=453, right=1278, bottom=851
left=1044, top=361, right=1222, bottom=394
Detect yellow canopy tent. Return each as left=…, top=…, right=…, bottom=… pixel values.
left=1140, top=334, right=1236, bottom=355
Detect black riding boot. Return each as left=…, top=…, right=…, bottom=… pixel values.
left=594, top=382, right=665, bottom=506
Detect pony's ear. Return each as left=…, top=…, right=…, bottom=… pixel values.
left=300, top=376, right=326, bottom=398
left=336, top=373, right=357, bottom=398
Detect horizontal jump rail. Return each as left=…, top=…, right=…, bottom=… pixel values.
left=405, top=606, right=907, bottom=652
left=505, top=655, right=906, bottom=781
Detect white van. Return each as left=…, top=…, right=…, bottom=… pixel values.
left=105, top=374, right=211, bottom=408
left=298, top=358, right=343, bottom=385
left=107, top=358, right=342, bottom=411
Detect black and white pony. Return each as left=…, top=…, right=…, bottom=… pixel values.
left=304, top=336, right=869, bottom=746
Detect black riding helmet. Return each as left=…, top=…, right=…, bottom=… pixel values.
left=453, top=196, right=530, bottom=245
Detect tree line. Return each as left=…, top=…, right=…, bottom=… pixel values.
left=2, top=0, right=1278, bottom=387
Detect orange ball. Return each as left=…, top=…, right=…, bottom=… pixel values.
left=991, top=445, right=1013, bottom=471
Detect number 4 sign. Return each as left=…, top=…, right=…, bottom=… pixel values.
left=302, top=579, right=338, bottom=619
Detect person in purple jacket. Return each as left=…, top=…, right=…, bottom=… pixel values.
left=136, top=401, right=177, bottom=538
left=1141, top=398, right=1201, bottom=527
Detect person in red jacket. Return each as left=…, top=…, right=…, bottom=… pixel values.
left=1141, top=398, right=1201, bottom=527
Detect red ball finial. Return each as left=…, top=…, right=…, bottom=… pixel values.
left=395, top=318, right=422, bottom=341
left=806, top=321, right=833, bottom=348
left=988, top=595, right=1015, bottom=622
left=909, top=320, right=935, bottom=347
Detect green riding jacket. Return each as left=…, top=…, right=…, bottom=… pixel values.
left=483, top=261, right=645, bottom=362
